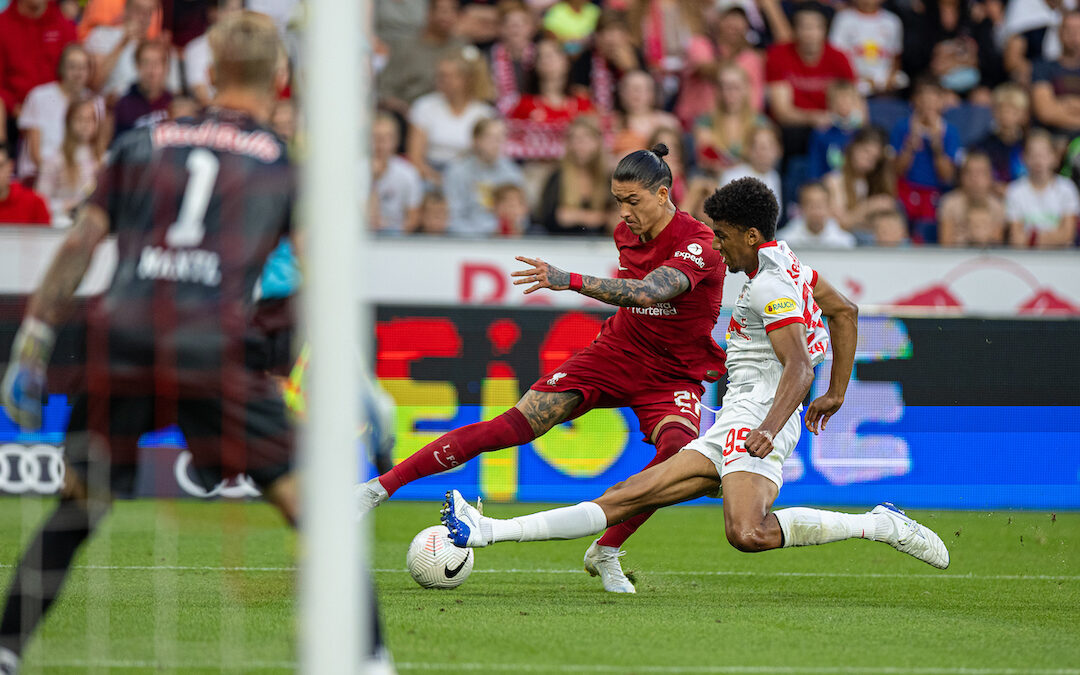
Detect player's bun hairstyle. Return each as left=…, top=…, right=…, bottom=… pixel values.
left=208, top=11, right=283, bottom=92
left=703, top=177, right=779, bottom=241
left=613, top=144, right=673, bottom=193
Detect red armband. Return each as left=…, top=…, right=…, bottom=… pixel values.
left=569, top=273, right=583, bottom=291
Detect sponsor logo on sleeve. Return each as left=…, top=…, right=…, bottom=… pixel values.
left=764, top=298, right=797, bottom=315
left=674, top=248, right=705, bottom=268
left=687, top=243, right=702, bottom=255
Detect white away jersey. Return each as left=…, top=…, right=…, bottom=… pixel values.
left=724, top=241, right=829, bottom=387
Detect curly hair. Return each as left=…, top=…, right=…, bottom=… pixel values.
left=703, top=177, right=779, bottom=240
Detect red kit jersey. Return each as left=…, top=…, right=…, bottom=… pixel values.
left=600, top=210, right=727, bottom=382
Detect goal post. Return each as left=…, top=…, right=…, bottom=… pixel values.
left=300, top=0, right=371, bottom=670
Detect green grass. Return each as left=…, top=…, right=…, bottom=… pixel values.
left=2, top=498, right=1078, bottom=674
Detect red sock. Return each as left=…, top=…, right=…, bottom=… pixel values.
left=596, top=422, right=698, bottom=549
left=378, top=407, right=535, bottom=496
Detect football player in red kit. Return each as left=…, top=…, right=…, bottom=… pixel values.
left=358, top=144, right=727, bottom=593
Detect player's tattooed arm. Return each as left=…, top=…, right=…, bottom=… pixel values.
left=28, top=205, right=110, bottom=326
left=512, top=256, right=689, bottom=308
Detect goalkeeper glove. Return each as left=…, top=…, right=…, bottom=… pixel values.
left=1, top=318, right=55, bottom=431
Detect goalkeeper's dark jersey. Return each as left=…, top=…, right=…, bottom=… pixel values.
left=86, top=108, right=295, bottom=385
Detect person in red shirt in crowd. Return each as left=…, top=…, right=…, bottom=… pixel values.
left=765, top=3, right=855, bottom=159
left=357, top=146, right=728, bottom=596
left=0, top=0, right=77, bottom=135
left=506, top=38, right=595, bottom=161
left=0, top=145, right=51, bottom=226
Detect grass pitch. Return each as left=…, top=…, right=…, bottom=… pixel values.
left=1, top=498, right=1078, bottom=674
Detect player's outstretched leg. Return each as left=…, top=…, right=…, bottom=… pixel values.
left=356, top=391, right=581, bottom=514
left=441, top=449, right=721, bottom=549
left=585, top=423, right=697, bottom=594
left=0, top=495, right=109, bottom=669
left=774, top=503, right=950, bottom=569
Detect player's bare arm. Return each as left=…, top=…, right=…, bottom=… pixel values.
left=805, top=274, right=858, bottom=435
left=512, top=256, right=690, bottom=308
left=28, top=205, right=110, bottom=326
left=744, top=323, right=814, bottom=458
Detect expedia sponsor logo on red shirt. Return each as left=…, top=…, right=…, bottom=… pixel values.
left=674, top=249, right=705, bottom=268
left=630, top=302, right=678, bottom=316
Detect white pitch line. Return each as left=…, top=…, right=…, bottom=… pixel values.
left=34, top=661, right=1080, bottom=675
left=5, top=564, right=1074, bottom=582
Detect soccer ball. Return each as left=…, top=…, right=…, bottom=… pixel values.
left=406, top=525, right=474, bottom=589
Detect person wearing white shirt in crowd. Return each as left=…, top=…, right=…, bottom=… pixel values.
left=1006, top=129, right=1080, bottom=248
left=35, top=98, right=103, bottom=228
left=780, top=182, right=857, bottom=249
left=84, top=0, right=181, bottom=103
left=406, top=51, right=496, bottom=185
left=16, top=44, right=103, bottom=180
left=828, top=0, right=906, bottom=96
left=183, top=0, right=244, bottom=107
left=372, top=113, right=424, bottom=234
left=720, top=123, right=783, bottom=210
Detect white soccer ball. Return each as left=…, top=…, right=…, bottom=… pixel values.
left=406, top=525, right=474, bottom=589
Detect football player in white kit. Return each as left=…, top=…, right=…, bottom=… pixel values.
left=439, top=177, right=949, bottom=571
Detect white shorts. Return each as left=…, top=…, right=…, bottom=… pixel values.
left=682, top=387, right=802, bottom=491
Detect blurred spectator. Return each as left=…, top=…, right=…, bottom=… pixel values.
left=373, top=113, right=423, bottom=235
left=627, top=0, right=710, bottom=106
left=35, top=98, right=103, bottom=227
left=491, top=1, right=538, bottom=115
left=807, top=80, right=866, bottom=179
left=183, top=0, right=243, bottom=107
left=0, top=145, right=50, bottom=225
left=713, top=0, right=792, bottom=48
left=376, top=0, right=428, bottom=45
left=270, top=98, right=301, bottom=158
left=649, top=126, right=687, bottom=203
left=779, top=182, right=857, bottom=248
left=829, top=0, right=906, bottom=97
left=1006, top=129, right=1080, bottom=247
left=1031, top=11, right=1080, bottom=137
left=1002, top=0, right=1069, bottom=87
left=378, top=0, right=466, bottom=116
left=169, top=96, right=199, bottom=119
left=0, top=0, right=77, bottom=129
left=16, top=44, right=101, bottom=181
left=938, top=151, right=1008, bottom=246
left=823, top=125, right=896, bottom=237
left=569, top=10, right=643, bottom=114
left=719, top=123, right=782, bottom=206
left=506, top=38, right=593, bottom=160
left=869, top=207, right=909, bottom=246
left=692, top=64, right=765, bottom=176
left=493, top=183, right=532, bottom=235
left=963, top=201, right=1008, bottom=247
left=901, top=0, right=1000, bottom=100
left=711, top=7, right=766, bottom=112
left=161, top=0, right=212, bottom=48
left=458, top=0, right=501, bottom=46
left=891, top=76, right=960, bottom=236
left=765, top=3, right=856, bottom=157
left=59, top=0, right=79, bottom=21
left=444, top=118, right=525, bottom=236
left=112, top=40, right=174, bottom=140
left=537, top=116, right=612, bottom=235
left=77, top=0, right=162, bottom=41
left=406, top=51, right=496, bottom=183
left=85, top=0, right=181, bottom=102
left=543, top=0, right=600, bottom=53
left=972, top=83, right=1029, bottom=191
left=611, top=70, right=679, bottom=156
left=415, top=191, right=450, bottom=234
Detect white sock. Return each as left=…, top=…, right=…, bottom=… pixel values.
left=774, top=507, right=889, bottom=548
left=483, top=502, right=608, bottom=543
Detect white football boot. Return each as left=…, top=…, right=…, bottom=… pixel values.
left=873, top=502, right=950, bottom=569
left=440, top=489, right=491, bottom=548
left=583, top=540, right=636, bottom=593
left=0, top=646, right=19, bottom=675
left=354, top=478, right=388, bottom=519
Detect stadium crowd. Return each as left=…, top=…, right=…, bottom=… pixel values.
left=1, top=0, right=1080, bottom=247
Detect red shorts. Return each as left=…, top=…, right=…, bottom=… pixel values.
left=531, top=339, right=705, bottom=442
